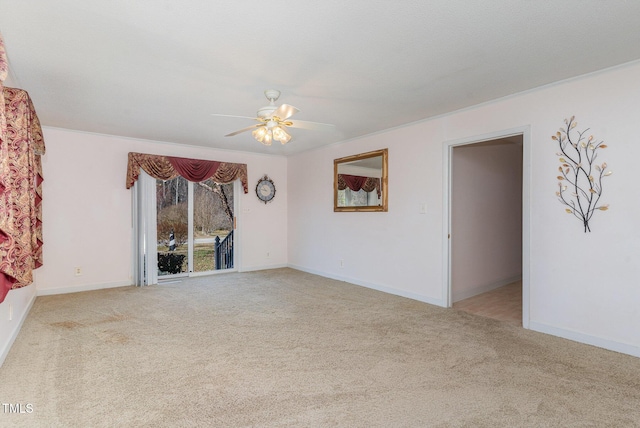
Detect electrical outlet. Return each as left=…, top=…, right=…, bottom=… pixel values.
left=340, top=259, right=344, bottom=268
left=74, top=267, right=82, bottom=276
left=8, top=304, right=13, bottom=321
left=266, top=251, right=270, bottom=258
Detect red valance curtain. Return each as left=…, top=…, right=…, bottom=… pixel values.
left=126, top=152, right=248, bottom=193
left=337, top=174, right=381, bottom=197
left=0, top=85, right=45, bottom=303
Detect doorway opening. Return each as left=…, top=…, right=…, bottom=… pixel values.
left=443, top=127, right=530, bottom=328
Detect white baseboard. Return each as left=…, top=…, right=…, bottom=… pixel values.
left=288, top=264, right=445, bottom=307
left=0, top=291, right=36, bottom=368
left=37, top=280, right=132, bottom=296
left=530, top=321, right=640, bottom=358
left=240, top=263, right=288, bottom=273
left=452, top=275, right=521, bottom=303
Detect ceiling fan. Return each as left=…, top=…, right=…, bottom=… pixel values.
left=214, top=89, right=335, bottom=146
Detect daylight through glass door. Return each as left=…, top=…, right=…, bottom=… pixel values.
left=193, top=178, right=234, bottom=272
left=156, top=177, right=234, bottom=277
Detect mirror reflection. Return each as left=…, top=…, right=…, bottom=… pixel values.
left=334, top=148, right=388, bottom=212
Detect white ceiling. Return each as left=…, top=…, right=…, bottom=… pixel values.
left=1, top=1, right=640, bottom=156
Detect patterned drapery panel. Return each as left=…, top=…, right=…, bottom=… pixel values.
left=0, top=87, right=45, bottom=303
left=126, top=152, right=248, bottom=193
left=0, top=33, right=6, bottom=82
left=0, top=34, right=6, bottom=138
left=0, top=34, right=7, bottom=303
left=337, top=174, right=381, bottom=197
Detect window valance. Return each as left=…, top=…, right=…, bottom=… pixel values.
left=126, top=152, right=248, bottom=193
left=337, top=174, right=381, bottom=197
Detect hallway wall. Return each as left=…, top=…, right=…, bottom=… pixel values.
left=451, top=140, right=523, bottom=302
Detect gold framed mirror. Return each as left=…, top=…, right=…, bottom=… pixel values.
left=334, top=148, right=388, bottom=212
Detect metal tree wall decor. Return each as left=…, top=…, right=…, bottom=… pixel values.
left=553, top=116, right=612, bottom=232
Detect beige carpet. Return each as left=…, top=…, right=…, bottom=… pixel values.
left=1, top=268, right=639, bottom=427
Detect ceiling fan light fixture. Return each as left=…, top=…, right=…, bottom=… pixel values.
left=272, top=125, right=285, bottom=139
left=252, top=127, right=267, bottom=142
left=252, top=126, right=273, bottom=146
left=272, top=126, right=291, bottom=144
left=263, top=131, right=273, bottom=146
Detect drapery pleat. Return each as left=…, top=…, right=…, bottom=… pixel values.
left=0, top=34, right=8, bottom=302
left=337, top=174, right=381, bottom=197
left=126, top=152, right=248, bottom=193
left=168, top=156, right=221, bottom=183
left=0, top=86, right=45, bottom=303
left=0, top=33, right=7, bottom=85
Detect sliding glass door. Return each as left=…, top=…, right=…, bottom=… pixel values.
left=156, top=177, right=235, bottom=278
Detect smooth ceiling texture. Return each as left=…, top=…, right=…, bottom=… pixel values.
left=1, top=0, right=640, bottom=155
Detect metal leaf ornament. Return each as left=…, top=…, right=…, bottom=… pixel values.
left=552, top=116, right=611, bottom=232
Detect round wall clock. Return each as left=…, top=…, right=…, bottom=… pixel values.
left=256, top=175, right=276, bottom=204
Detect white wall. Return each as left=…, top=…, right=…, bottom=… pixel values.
left=35, top=127, right=288, bottom=295
left=451, top=142, right=523, bottom=302
left=288, top=120, right=445, bottom=305
left=288, top=60, right=640, bottom=357
left=0, top=284, right=36, bottom=366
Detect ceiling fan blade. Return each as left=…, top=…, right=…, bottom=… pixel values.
left=225, top=124, right=262, bottom=137
left=287, top=119, right=336, bottom=132
left=212, top=113, right=259, bottom=121
left=270, top=104, right=299, bottom=120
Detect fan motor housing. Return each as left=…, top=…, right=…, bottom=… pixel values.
left=257, top=105, right=276, bottom=118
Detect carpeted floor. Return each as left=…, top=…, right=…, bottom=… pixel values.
left=1, top=268, right=639, bottom=427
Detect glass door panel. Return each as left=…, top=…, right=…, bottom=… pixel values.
left=193, top=179, right=234, bottom=272
left=156, top=176, right=189, bottom=277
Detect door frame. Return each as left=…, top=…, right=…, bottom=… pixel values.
left=442, top=126, right=531, bottom=329
left=133, top=172, right=240, bottom=285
